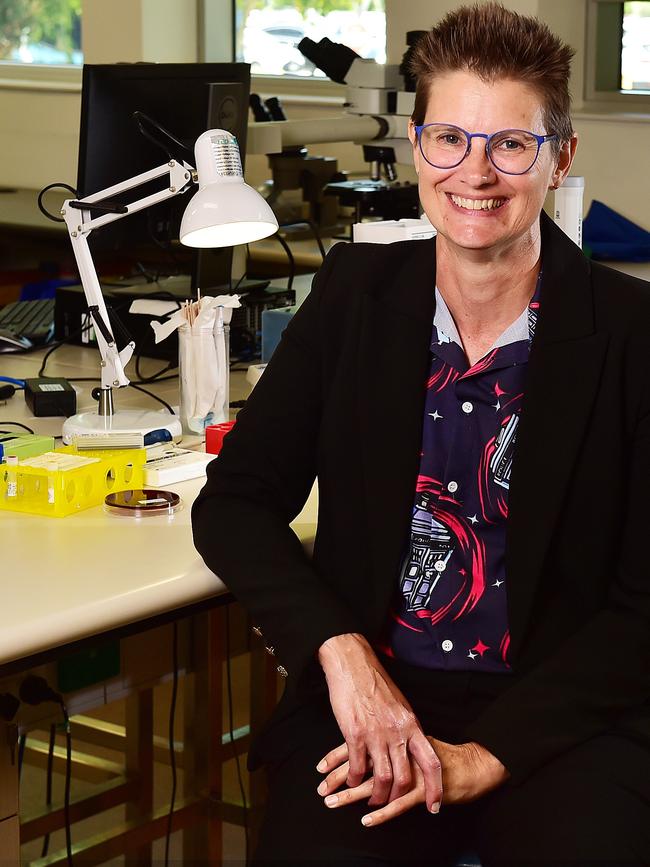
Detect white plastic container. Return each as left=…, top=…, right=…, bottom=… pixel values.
left=178, top=312, right=230, bottom=435
left=554, top=176, right=584, bottom=249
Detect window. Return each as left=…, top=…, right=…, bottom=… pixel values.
left=234, top=0, right=385, bottom=79
left=0, top=0, right=82, bottom=66
left=622, top=1, right=650, bottom=89
left=586, top=0, right=650, bottom=102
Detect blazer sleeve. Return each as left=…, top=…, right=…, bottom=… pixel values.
left=192, top=243, right=363, bottom=694
left=464, top=376, right=650, bottom=784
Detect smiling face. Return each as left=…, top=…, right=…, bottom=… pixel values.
left=409, top=69, right=576, bottom=258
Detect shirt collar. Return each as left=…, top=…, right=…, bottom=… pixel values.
left=432, top=271, right=542, bottom=353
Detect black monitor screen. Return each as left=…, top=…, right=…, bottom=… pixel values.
left=77, top=63, right=251, bottom=292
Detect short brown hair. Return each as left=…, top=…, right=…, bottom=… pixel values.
left=409, top=2, right=574, bottom=152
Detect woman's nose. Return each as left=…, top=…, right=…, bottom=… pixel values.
left=461, top=137, right=496, bottom=185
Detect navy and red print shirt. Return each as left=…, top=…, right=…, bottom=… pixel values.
left=380, top=277, right=541, bottom=674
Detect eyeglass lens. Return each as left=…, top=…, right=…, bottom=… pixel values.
left=419, top=124, right=541, bottom=174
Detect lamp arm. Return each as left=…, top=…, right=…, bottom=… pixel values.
left=61, top=160, right=195, bottom=391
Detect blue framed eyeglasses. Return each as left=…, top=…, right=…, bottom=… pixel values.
left=414, top=123, right=558, bottom=176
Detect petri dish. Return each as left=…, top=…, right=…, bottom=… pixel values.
left=105, top=488, right=181, bottom=517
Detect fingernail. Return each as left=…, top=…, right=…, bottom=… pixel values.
left=317, top=781, right=327, bottom=796
left=361, top=815, right=373, bottom=826
left=325, top=794, right=338, bottom=807
left=316, top=760, right=327, bottom=772
left=430, top=801, right=440, bottom=814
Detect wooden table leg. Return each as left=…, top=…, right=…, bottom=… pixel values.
left=1, top=722, right=19, bottom=864
left=183, top=608, right=224, bottom=863
left=125, top=688, right=154, bottom=865
left=0, top=815, right=20, bottom=862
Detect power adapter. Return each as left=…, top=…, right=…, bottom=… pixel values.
left=24, top=378, right=76, bottom=418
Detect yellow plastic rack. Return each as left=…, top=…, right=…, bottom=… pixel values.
left=0, top=446, right=146, bottom=517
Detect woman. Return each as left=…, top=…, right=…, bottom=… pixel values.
left=193, top=4, right=650, bottom=864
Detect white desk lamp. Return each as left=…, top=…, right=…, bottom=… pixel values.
left=61, top=129, right=278, bottom=444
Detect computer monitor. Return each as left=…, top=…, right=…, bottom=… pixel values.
left=76, top=63, right=251, bottom=294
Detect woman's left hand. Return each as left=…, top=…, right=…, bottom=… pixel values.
left=316, top=738, right=509, bottom=827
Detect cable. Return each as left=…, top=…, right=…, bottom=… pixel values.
left=232, top=245, right=251, bottom=295
left=38, top=312, right=92, bottom=378
left=225, top=605, right=249, bottom=862
left=132, top=374, right=178, bottom=385
left=133, top=111, right=191, bottom=161
left=128, top=383, right=175, bottom=414
left=0, top=377, right=25, bottom=388
left=280, top=219, right=327, bottom=261
left=38, top=289, right=180, bottom=382
left=63, top=377, right=176, bottom=413
left=19, top=677, right=73, bottom=865
left=274, top=234, right=295, bottom=294
left=37, top=182, right=78, bottom=223
left=134, top=300, right=181, bottom=382
left=17, top=732, right=26, bottom=780
left=40, top=723, right=57, bottom=858
left=37, top=342, right=66, bottom=377
left=63, top=706, right=73, bottom=866
left=135, top=359, right=175, bottom=383
left=164, top=621, right=179, bottom=867
left=0, top=421, right=35, bottom=434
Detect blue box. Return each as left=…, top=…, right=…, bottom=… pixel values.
left=261, top=305, right=297, bottom=362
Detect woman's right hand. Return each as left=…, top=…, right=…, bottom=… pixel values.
left=316, top=633, right=443, bottom=812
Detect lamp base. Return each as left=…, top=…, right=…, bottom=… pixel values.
left=62, top=410, right=183, bottom=445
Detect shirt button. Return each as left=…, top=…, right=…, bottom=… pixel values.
left=434, top=560, right=446, bottom=572
left=447, top=481, right=458, bottom=493
left=442, top=639, right=453, bottom=652
left=462, top=401, right=474, bottom=414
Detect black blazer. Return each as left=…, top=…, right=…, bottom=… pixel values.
left=192, top=213, right=650, bottom=784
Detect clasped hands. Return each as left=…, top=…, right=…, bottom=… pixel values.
left=317, top=633, right=509, bottom=828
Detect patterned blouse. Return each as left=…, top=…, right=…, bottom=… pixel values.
left=380, top=277, right=541, bottom=673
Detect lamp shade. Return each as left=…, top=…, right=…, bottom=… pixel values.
left=180, top=129, right=278, bottom=248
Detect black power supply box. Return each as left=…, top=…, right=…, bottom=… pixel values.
left=25, top=378, right=77, bottom=417
left=54, top=283, right=191, bottom=362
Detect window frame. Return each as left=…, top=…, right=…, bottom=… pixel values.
left=585, top=0, right=650, bottom=108
left=0, top=0, right=82, bottom=90
left=0, top=62, right=80, bottom=93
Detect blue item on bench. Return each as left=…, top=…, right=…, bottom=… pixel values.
left=583, top=200, right=650, bottom=262
left=261, top=305, right=296, bottom=362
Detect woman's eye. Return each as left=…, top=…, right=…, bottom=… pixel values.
left=499, top=139, right=523, bottom=151
left=442, top=135, right=460, bottom=145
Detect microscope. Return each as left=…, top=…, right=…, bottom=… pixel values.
left=298, top=33, right=423, bottom=223
left=249, top=93, right=345, bottom=235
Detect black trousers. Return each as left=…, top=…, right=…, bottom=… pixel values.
left=252, top=661, right=650, bottom=866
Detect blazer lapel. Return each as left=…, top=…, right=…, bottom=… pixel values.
left=506, top=215, right=609, bottom=661
left=357, top=240, right=437, bottom=626
left=355, top=219, right=609, bottom=652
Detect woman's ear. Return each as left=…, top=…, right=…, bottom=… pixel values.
left=551, top=133, right=578, bottom=190
left=409, top=120, right=420, bottom=175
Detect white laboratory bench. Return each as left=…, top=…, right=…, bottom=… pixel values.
left=0, top=342, right=316, bottom=865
